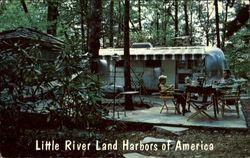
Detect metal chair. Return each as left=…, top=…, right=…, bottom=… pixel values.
left=159, top=90, right=180, bottom=114
left=220, top=85, right=240, bottom=118
left=114, top=91, right=139, bottom=117
left=186, top=86, right=216, bottom=121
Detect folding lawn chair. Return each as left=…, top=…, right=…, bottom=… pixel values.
left=186, top=86, right=216, bottom=121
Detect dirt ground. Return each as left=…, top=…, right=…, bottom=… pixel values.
left=2, top=99, right=249, bottom=157
left=101, top=98, right=250, bottom=157
left=104, top=128, right=250, bottom=157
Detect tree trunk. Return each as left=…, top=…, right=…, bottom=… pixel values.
left=88, top=0, right=102, bottom=73
left=120, top=0, right=138, bottom=34
left=124, top=0, right=133, bottom=110
left=20, top=0, right=28, bottom=13
left=225, top=5, right=249, bottom=38
left=184, top=0, right=189, bottom=36
left=222, top=1, right=229, bottom=48
left=87, top=25, right=90, bottom=52
left=20, top=0, right=32, bottom=23
left=214, top=0, right=221, bottom=48
left=116, top=0, right=122, bottom=47
left=47, top=0, right=59, bottom=36
left=156, top=12, right=159, bottom=40
left=206, top=0, right=209, bottom=46
left=85, top=1, right=89, bottom=52
left=174, top=0, right=178, bottom=46
left=163, top=0, right=167, bottom=45
left=109, top=0, right=114, bottom=47
left=138, top=0, right=142, bottom=31
left=79, top=0, right=86, bottom=53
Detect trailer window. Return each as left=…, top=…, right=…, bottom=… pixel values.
left=145, top=60, right=161, bottom=67
left=177, top=61, right=187, bottom=69
left=188, top=60, right=194, bottom=69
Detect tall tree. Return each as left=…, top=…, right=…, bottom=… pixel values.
left=79, top=0, right=87, bottom=53
left=124, top=0, right=133, bottom=110
left=20, top=0, right=32, bottom=23
left=214, top=0, right=221, bottom=48
left=174, top=0, right=178, bottom=45
left=20, top=0, right=28, bottom=13
left=225, top=4, right=249, bottom=38
left=196, top=0, right=210, bottom=46
left=116, top=0, right=123, bottom=47
left=206, top=0, right=209, bottom=46
left=190, top=1, right=193, bottom=45
left=156, top=12, right=159, bottom=40
left=47, top=0, right=59, bottom=36
left=184, top=0, right=189, bottom=36
left=138, top=0, right=142, bottom=31
left=163, top=0, right=168, bottom=45
left=109, top=0, right=114, bottom=47
left=221, top=0, right=229, bottom=48
left=86, top=1, right=90, bottom=51
left=88, top=0, right=102, bottom=73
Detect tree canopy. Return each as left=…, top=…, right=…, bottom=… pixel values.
left=0, top=0, right=249, bottom=156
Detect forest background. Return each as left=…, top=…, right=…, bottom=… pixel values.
left=0, top=0, right=249, bottom=157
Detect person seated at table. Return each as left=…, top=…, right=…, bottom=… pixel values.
left=158, top=75, right=189, bottom=115
left=158, top=75, right=174, bottom=94
left=214, top=69, right=238, bottom=101
left=218, top=69, right=235, bottom=86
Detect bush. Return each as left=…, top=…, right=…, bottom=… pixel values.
left=224, top=28, right=250, bottom=93
left=0, top=39, right=106, bottom=156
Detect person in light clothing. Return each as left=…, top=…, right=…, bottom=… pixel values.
left=158, top=75, right=189, bottom=115
left=158, top=75, right=174, bottom=95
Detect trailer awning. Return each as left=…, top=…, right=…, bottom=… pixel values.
left=99, top=47, right=208, bottom=61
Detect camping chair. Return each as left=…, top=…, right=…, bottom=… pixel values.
left=159, top=90, right=180, bottom=114
left=220, top=85, right=241, bottom=118
left=113, top=91, right=139, bottom=118
left=186, top=86, right=216, bottom=121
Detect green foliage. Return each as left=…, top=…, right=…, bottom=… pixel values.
left=0, top=40, right=105, bottom=120
left=0, top=1, right=48, bottom=32
left=224, top=27, right=250, bottom=92
left=0, top=37, right=106, bottom=155
left=0, top=0, right=248, bottom=48
left=0, top=1, right=85, bottom=42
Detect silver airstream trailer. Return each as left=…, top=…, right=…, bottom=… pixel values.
left=98, top=46, right=226, bottom=90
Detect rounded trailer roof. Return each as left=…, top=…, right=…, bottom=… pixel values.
left=99, top=46, right=223, bottom=61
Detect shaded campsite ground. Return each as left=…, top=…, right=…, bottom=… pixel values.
left=4, top=119, right=249, bottom=157
left=1, top=98, right=250, bottom=157
left=107, top=127, right=250, bottom=157
left=102, top=98, right=250, bottom=157
left=8, top=118, right=249, bottom=157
